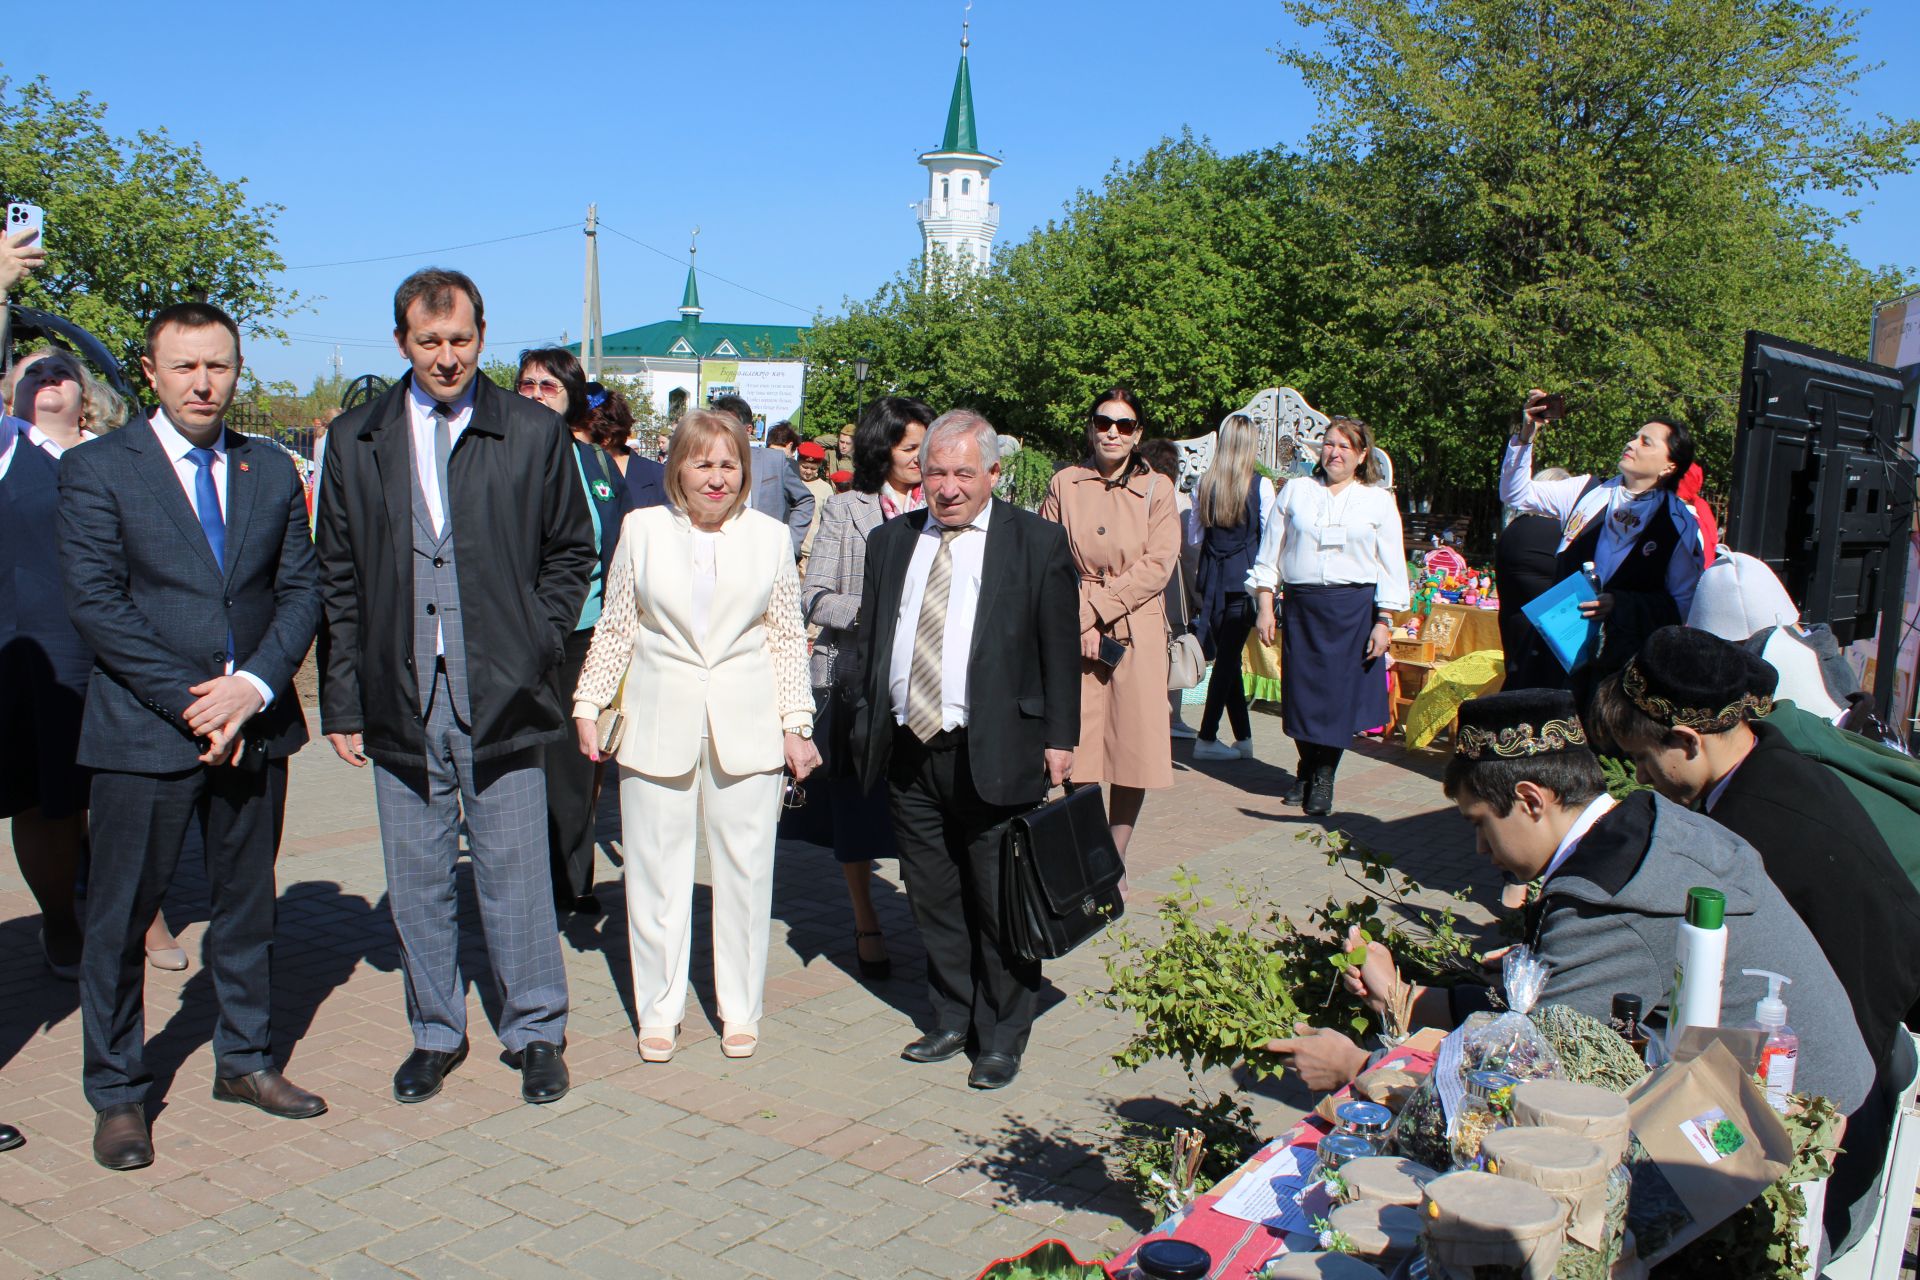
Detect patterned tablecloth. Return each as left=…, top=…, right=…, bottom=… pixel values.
left=1110, top=1040, right=1440, bottom=1279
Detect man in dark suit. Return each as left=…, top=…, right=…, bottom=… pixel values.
left=58, top=302, right=325, bottom=1170
left=851, top=409, right=1079, bottom=1090
left=316, top=269, right=593, bottom=1107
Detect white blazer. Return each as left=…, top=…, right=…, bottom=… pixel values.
left=573, top=504, right=813, bottom=778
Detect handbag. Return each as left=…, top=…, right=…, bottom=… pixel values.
left=1165, top=562, right=1205, bottom=691
left=1000, top=783, right=1126, bottom=963
left=595, top=672, right=627, bottom=756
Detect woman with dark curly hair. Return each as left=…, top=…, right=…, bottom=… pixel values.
left=798, top=396, right=934, bottom=979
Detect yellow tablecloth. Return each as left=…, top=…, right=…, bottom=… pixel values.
left=1244, top=633, right=1283, bottom=705
left=1403, top=649, right=1507, bottom=749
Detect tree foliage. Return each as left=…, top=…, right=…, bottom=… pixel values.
left=803, top=1, right=1915, bottom=516
left=0, top=72, right=297, bottom=393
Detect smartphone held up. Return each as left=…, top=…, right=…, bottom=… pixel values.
left=6, top=202, right=45, bottom=246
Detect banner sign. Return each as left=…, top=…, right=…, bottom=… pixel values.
left=1872, top=291, right=1920, bottom=371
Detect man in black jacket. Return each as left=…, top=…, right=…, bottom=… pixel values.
left=316, top=269, right=593, bottom=1106
left=1592, top=625, right=1920, bottom=1255
left=851, top=409, right=1079, bottom=1090
left=59, top=303, right=325, bottom=1169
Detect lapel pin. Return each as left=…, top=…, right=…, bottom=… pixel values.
left=238, top=461, right=250, bottom=472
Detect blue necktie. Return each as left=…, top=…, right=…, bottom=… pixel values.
left=188, top=447, right=233, bottom=664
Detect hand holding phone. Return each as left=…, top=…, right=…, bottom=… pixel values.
left=6, top=203, right=45, bottom=246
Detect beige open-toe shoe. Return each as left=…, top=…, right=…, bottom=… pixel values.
left=720, top=1023, right=759, bottom=1059
left=637, top=1026, right=679, bottom=1063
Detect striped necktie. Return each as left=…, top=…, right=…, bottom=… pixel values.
left=905, top=524, right=970, bottom=742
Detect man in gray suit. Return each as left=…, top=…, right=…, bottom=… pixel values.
left=59, top=302, right=325, bottom=1169
left=316, top=269, right=593, bottom=1106
left=713, top=393, right=812, bottom=557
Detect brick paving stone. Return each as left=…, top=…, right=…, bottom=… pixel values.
left=3, top=727, right=1494, bottom=1277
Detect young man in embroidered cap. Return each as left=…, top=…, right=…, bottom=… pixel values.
left=1317, top=688, right=1873, bottom=1117
left=1592, top=626, right=1920, bottom=1255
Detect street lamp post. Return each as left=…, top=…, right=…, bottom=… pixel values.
left=852, top=357, right=870, bottom=425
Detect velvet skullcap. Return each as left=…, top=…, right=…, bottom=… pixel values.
left=1455, top=689, right=1589, bottom=761
left=1621, top=625, right=1776, bottom=732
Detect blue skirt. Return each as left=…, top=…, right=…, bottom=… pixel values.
left=1280, top=582, right=1388, bottom=748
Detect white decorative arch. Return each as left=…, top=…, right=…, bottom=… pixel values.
left=1170, top=388, right=1393, bottom=491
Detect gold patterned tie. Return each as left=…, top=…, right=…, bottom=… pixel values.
left=905, top=525, right=969, bottom=742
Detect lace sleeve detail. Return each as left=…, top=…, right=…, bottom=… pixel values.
left=572, top=519, right=639, bottom=719
left=765, top=550, right=814, bottom=732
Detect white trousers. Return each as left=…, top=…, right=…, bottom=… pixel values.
left=617, top=743, right=782, bottom=1034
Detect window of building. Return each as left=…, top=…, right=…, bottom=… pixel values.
left=961, top=178, right=971, bottom=195
left=941, top=179, right=950, bottom=200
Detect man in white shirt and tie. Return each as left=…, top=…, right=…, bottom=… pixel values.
left=316, top=269, right=594, bottom=1109
left=58, top=303, right=325, bottom=1169
left=851, top=410, right=1080, bottom=1090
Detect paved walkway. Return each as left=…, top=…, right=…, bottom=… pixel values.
left=0, top=718, right=1496, bottom=1279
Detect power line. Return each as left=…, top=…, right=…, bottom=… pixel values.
left=284, top=223, right=576, bottom=271
left=597, top=221, right=815, bottom=318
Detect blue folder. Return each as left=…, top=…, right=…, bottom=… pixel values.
left=1521, top=570, right=1601, bottom=672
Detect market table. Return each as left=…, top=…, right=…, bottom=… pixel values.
left=1110, top=1032, right=1443, bottom=1279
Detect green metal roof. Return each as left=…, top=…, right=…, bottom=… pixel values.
left=941, top=50, right=979, bottom=154
left=679, top=264, right=701, bottom=313
left=577, top=318, right=807, bottom=361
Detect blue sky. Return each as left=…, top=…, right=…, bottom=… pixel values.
left=12, top=0, right=1919, bottom=386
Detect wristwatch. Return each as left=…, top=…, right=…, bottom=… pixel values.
left=791, top=725, right=813, bottom=740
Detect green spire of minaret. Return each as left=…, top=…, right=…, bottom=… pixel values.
left=940, top=7, right=980, bottom=154
left=678, top=228, right=702, bottom=322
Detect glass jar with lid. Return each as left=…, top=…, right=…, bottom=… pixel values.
left=1449, top=1070, right=1519, bottom=1171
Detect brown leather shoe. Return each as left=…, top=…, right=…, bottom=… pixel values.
left=93, top=1104, right=153, bottom=1171
left=212, top=1068, right=328, bottom=1119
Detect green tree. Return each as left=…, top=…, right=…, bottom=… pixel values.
left=1275, top=0, right=1918, bottom=507
left=0, top=73, right=298, bottom=393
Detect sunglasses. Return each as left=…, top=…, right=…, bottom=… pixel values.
left=1091, top=414, right=1140, bottom=436
left=518, top=378, right=565, bottom=397
left=782, top=778, right=808, bottom=811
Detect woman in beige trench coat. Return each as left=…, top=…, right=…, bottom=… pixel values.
left=1038, top=386, right=1181, bottom=863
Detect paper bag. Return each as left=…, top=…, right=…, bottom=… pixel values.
left=1621, top=1040, right=1793, bottom=1265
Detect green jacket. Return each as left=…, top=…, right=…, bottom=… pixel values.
left=1764, top=701, right=1920, bottom=894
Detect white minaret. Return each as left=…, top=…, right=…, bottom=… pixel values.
left=916, top=5, right=1000, bottom=283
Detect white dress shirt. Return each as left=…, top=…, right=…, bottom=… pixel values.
left=0, top=414, right=88, bottom=481
left=1245, top=476, right=1412, bottom=610
left=1541, top=793, right=1617, bottom=884
left=406, top=378, right=474, bottom=536
left=888, top=502, right=993, bottom=733
left=148, top=410, right=274, bottom=708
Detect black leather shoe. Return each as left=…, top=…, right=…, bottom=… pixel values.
left=1282, top=775, right=1306, bottom=806
left=901, top=1029, right=968, bottom=1063
left=1303, top=766, right=1335, bottom=816
left=968, top=1053, right=1021, bottom=1090
left=92, top=1104, right=153, bottom=1171
left=517, top=1041, right=569, bottom=1104
left=0, top=1122, right=22, bottom=1152
left=393, top=1041, right=468, bottom=1103
left=213, top=1068, right=328, bottom=1119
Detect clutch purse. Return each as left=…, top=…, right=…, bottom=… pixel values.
left=1000, top=783, right=1125, bottom=963
left=595, top=707, right=625, bottom=756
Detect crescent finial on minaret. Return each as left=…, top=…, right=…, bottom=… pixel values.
left=961, top=0, right=971, bottom=53
left=689, top=226, right=700, bottom=259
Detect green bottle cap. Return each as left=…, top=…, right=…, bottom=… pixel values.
left=1686, top=887, right=1726, bottom=929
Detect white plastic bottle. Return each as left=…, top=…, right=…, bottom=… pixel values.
left=1741, top=969, right=1799, bottom=1113
left=1668, top=887, right=1727, bottom=1050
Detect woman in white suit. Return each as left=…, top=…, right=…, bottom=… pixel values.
left=573, top=409, right=820, bottom=1062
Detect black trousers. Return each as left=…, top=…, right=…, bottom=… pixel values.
left=545, top=626, right=599, bottom=903
left=1199, top=592, right=1256, bottom=743
left=887, top=729, right=1041, bottom=1057
left=81, top=759, right=288, bottom=1110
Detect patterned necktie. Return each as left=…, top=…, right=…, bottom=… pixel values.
left=187, top=446, right=233, bottom=664
left=905, top=524, right=970, bottom=742
left=433, top=402, right=454, bottom=537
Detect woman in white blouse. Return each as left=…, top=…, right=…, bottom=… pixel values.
left=572, top=409, right=820, bottom=1063
left=1249, top=417, right=1410, bottom=815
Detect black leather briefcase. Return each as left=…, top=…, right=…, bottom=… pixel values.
left=1001, top=783, right=1125, bottom=963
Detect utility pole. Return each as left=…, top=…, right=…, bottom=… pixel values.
left=580, top=203, right=603, bottom=381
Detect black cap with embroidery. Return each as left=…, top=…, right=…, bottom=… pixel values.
left=1620, top=625, right=1776, bottom=732
left=1454, top=689, right=1590, bottom=761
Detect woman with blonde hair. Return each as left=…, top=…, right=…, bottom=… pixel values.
left=1190, top=414, right=1276, bottom=761
left=572, top=408, right=819, bottom=1063
left=1039, top=385, right=1180, bottom=864
left=1249, top=416, right=1410, bottom=815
